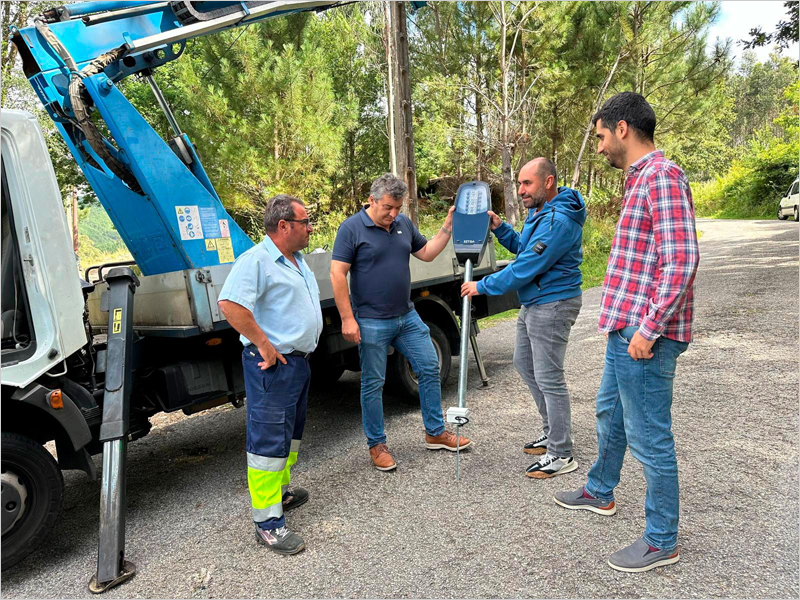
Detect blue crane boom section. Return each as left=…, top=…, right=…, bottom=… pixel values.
left=11, top=1, right=345, bottom=275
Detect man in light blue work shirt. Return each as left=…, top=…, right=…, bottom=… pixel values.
left=218, top=194, right=321, bottom=556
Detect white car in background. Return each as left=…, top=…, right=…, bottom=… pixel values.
left=777, top=178, right=799, bottom=221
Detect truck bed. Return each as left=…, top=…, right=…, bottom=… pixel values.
left=86, top=244, right=500, bottom=336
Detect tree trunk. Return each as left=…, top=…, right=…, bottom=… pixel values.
left=348, top=132, right=357, bottom=209
left=273, top=116, right=280, bottom=180
left=550, top=103, right=559, bottom=175
left=475, top=54, right=484, bottom=182
left=499, top=1, right=518, bottom=225
left=71, top=186, right=79, bottom=253
left=501, top=145, right=518, bottom=224
left=571, top=49, right=622, bottom=188
left=1, top=2, right=29, bottom=105
left=389, top=1, right=417, bottom=224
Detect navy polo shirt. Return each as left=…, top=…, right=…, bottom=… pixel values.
left=332, top=207, right=427, bottom=319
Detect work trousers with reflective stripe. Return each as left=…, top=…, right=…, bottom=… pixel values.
left=242, top=349, right=310, bottom=530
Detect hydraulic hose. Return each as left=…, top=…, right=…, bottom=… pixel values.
left=34, top=18, right=142, bottom=194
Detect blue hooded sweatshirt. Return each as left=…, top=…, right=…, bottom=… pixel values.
left=477, top=186, right=585, bottom=306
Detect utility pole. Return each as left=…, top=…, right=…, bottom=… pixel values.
left=386, top=1, right=418, bottom=224
left=384, top=1, right=397, bottom=174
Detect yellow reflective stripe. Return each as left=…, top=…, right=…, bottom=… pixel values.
left=290, top=439, right=301, bottom=453
left=281, top=451, right=298, bottom=488
left=247, top=467, right=284, bottom=510
left=247, top=453, right=287, bottom=472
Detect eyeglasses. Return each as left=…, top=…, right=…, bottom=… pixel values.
left=284, top=218, right=313, bottom=228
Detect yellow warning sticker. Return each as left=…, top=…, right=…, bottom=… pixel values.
left=112, top=308, right=122, bottom=334
left=217, top=238, right=235, bottom=263
left=205, top=239, right=218, bottom=251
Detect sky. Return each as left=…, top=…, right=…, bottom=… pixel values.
left=707, top=1, right=799, bottom=64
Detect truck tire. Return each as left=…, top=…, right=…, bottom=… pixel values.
left=386, top=322, right=451, bottom=402
left=1, top=432, right=64, bottom=570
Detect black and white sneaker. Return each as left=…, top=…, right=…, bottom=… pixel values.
left=526, top=453, right=577, bottom=479
left=254, top=524, right=305, bottom=555
left=523, top=432, right=548, bottom=455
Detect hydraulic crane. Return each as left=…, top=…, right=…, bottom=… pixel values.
left=12, top=1, right=346, bottom=591
left=12, top=1, right=347, bottom=276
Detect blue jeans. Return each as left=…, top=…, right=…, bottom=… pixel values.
left=585, top=326, right=689, bottom=551
left=357, top=309, right=445, bottom=447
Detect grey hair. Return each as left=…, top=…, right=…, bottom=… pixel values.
left=370, top=173, right=407, bottom=202
left=263, top=194, right=304, bottom=233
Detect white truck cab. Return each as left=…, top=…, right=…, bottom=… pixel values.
left=1, top=110, right=87, bottom=385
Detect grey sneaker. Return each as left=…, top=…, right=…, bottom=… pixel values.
left=254, top=524, right=305, bottom=555
left=282, top=487, right=309, bottom=511
left=523, top=432, right=548, bottom=455
left=525, top=453, right=577, bottom=478
left=608, top=537, right=680, bottom=572
left=553, top=486, right=617, bottom=515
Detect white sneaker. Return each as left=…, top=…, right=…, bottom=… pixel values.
left=525, top=453, right=577, bottom=479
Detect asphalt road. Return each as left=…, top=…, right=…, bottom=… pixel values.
left=4, top=219, right=798, bottom=599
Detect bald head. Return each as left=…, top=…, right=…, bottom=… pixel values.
left=517, top=157, right=558, bottom=211
left=528, top=158, right=557, bottom=182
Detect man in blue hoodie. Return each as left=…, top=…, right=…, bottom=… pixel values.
left=461, top=157, right=585, bottom=478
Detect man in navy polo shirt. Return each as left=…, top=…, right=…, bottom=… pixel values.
left=330, top=173, right=471, bottom=471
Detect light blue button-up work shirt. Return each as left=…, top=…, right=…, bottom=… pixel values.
left=218, top=236, right=323, bottom=353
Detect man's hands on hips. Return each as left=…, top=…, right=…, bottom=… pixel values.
left=487, top=210, right=502, bottom=231
left=257, top=342, right=286, bottom=370
left=342, top=317, right=361, bottom=344
left=628, top=331, right=656, bottom=361
left=461, top=281, right=480, bottom=297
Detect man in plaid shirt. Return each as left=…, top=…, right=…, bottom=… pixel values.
left=554, top=92, right=699, bottom=573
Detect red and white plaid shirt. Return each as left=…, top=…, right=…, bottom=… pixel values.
left=598, top=150, right=699, bottom=342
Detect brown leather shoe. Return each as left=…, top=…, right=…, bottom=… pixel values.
left=369, top=443, right=397, bottom=471
left=425, top=430, right=471, bottom=451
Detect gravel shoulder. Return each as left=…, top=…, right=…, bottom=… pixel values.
left=3, top=219, right=798, bottom=599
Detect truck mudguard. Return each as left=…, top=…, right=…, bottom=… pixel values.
left=8, top=383, right=92, bottom=451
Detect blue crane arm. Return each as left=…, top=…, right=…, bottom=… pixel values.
left=9, top=1, right=346, bottom=276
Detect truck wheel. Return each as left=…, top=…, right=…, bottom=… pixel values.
left=1, top=432, right=64, bottom=570
left=794, top=206, right=798, bottom=222
left=386, top=322, right=451, bottom=402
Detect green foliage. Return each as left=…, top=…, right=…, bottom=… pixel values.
left=580, top=216, right=615, bottom=288
left=2, top=0, right=795, bottom=262
left=78, top=205, right=127, bottom=255
left=75, top=205, right=132, bottom=268
left=742, top=0, right=799, bottom=51
left=692, top=138, right=799, bottom=218
left=694, top=80, right=799, bottom=218
left=727, top=52, right=798, bottom=148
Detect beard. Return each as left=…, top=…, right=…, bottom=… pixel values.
left=522, top=191, right=548, bottom=212
left=603, top=140, right=626, bottom=170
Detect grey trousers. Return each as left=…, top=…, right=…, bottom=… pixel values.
left=513, top=294, right=582, bottom=458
